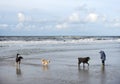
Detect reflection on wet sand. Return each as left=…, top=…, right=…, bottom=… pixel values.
left=101, top=66, right=106, bottom=84
left=101, top=65, right=105, bottom=73
left=16, top=68, right=22, bottom=76
left=42, top=65, right=49, bottom=71
left=16, top=65, right=22, bottom=76
left=78, top=65, right=89, bottom=84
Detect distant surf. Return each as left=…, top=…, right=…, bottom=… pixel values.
left=0, top=36, right=120, bottom=44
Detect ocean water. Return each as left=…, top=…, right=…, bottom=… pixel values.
left=0, top=36, right=120, bottom=65
left=0, top=36, right=120, bottom=84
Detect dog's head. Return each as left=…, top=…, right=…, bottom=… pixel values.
left=86, top=57, right=90, bottom=61
left=41, top=59, right=47, bottom=62
left=41, top=58, right=50, bottom=65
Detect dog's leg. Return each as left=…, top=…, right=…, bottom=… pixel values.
left=87, top=62, right=89, bottom=66
left=16, top=62, right=20, bottom=69
left=83, top=63, right=85, bottom=67
left=16, top=62, right=18, bottom=67
left=18, top=61, right=20, bottom=68
left=78, top=64, right=81, bottom=70
left=78, top=59, right=81, bottom=65
left=78, top=62, right=81, bottom=66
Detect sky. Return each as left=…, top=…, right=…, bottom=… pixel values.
left=0, top=0, right=120, bottom=36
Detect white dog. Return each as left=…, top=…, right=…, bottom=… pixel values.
left=41, top=59, right=50, bottom=66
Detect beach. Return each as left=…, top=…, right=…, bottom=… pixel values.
left=0, top=36, right=120, bottom=84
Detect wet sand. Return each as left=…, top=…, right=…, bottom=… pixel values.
left=0, top=53, right=120, bottom=84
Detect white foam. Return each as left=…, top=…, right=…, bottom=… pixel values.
left=0, top=38, right=119, bottom=45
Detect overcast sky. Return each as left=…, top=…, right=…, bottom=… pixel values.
left=0, top=0, right=120, bottom=36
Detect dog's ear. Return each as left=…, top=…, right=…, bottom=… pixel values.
left=88, top=57, right=90, bottom=60
left=87, top=57, right=90, bottom=60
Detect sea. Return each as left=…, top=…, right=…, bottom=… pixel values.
left=0, top=36, right=120, bottom=65
left=0, top=36, right=120, bottom=84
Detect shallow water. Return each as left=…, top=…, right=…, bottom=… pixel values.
left=0, top=38, right=120, bottom=84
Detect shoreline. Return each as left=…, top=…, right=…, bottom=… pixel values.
left=0, top=39, right=120, bottom=84
left=0, top=56, right=120, bottom=84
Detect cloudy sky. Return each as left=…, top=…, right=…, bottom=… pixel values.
left=0, top=0, right=120, bottom=36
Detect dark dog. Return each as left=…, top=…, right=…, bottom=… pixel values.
left=78, top=57, right=90, bottom=67
left=16, top=53, right=23, bottom=66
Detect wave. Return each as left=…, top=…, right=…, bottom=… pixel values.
left=0, top=36, right=120, bottom=44
left=0, top=39, right=120, bottom=45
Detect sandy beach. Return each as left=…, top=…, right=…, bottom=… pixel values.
left=0, top=53, right=120, bottom=84
left=0, top=36, right=120, bottom=84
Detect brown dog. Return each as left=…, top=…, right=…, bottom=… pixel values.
left=41, top=58, right=50, bottom=66
left=78, top=57, right=90, bottom=67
